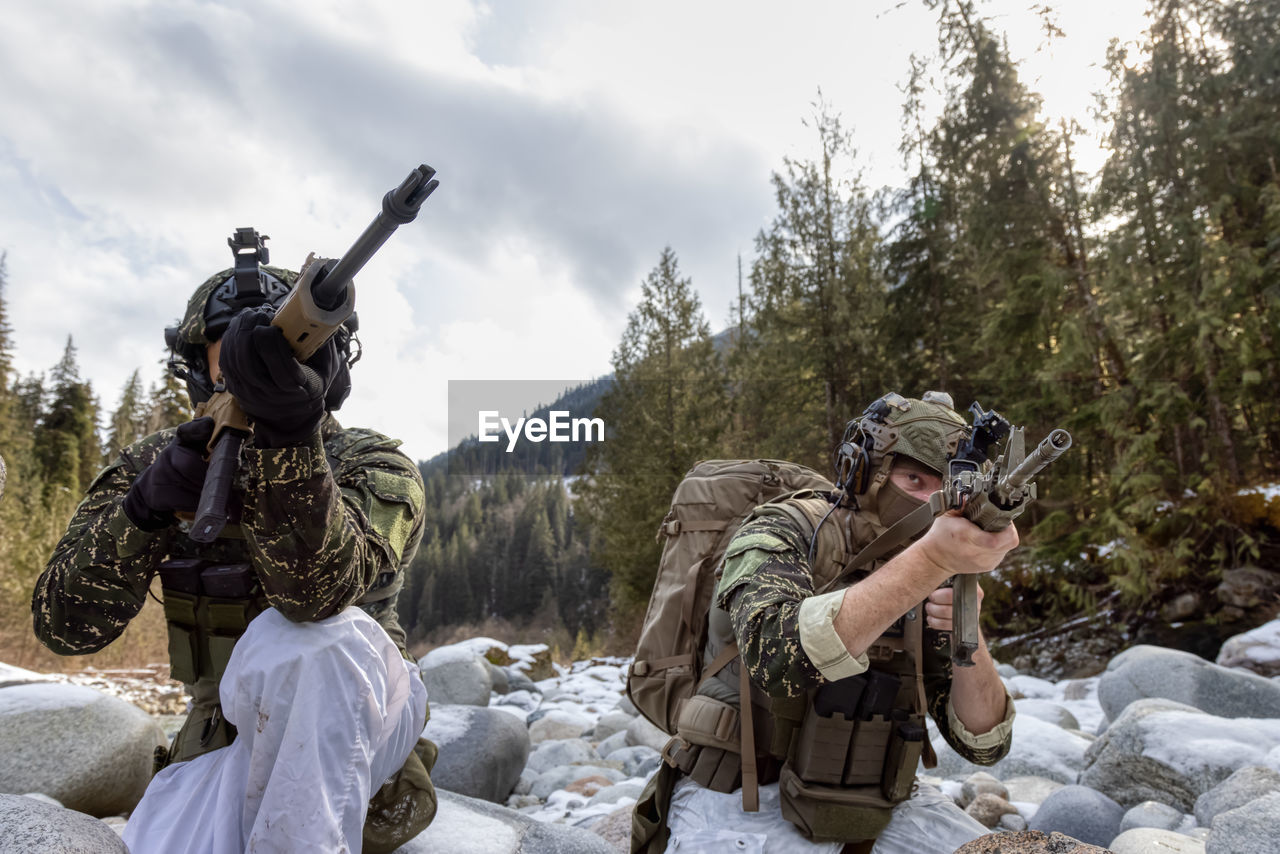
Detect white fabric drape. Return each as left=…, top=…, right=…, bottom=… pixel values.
left=123, top=607, right=426, bottom=854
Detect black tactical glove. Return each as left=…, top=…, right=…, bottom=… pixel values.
left=121, top=417, right=214, bottom=531
left=218, top=307, right=349, bottom=448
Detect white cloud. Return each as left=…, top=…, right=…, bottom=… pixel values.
left=0, top=0, right=1151, bottom=462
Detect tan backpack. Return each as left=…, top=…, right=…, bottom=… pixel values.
left=626, top=459, right=834, bottom=735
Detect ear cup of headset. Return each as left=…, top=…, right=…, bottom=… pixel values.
left=833, top=441, right=871, bottom=494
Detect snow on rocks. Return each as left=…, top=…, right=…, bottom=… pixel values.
left=0, top=662, right=58, bottom=689
left=1098, top=644, right=1280, bottom=721
left=1079, top=698, right=1280, bottom=811
left=419, top=645, right=494, bottom=706
left=390, top=790, right=615, bottom=854
left=1216, top=618, right=1280, bottom=678
left=0, top=683, right=165, bottom=817
left=425, top=704, right=531, bottom=803
left=932, top=710, right=1094, bottom=785
left=0, top=794, right=128, bottom=854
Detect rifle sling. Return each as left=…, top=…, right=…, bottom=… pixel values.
left=824, top=502, right=936, bottom=592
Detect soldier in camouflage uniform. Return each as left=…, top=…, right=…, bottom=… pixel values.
left=666, top=392, right=1017, bottom=854
left=32, top=261, right=435, bottom=853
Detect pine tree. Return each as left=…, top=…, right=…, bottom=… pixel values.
left=106, top=369, right=149, bottom=455
left=143, top=370, right=191, bottom=434
left=736, top=104, right=886, bottom=466
left=33, top=337, right=101, bottom=497
left=582, top=248, right=730, bottom=621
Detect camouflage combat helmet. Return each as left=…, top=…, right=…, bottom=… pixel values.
left=833, top=391, right=969, bottom=520
left=165, top=227, right=297, bottom=405
left=166, top=228, right=361, bottom=408
left=165, top=267, right=297, bottom=406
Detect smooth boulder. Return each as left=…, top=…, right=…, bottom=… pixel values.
left=1079, top=698, right=1280, bottom=810
left=419, top=646, right=493, bottom=706
left=1205, top=791, right=1280, bottom=854
left=1028, top=785, right=1125, bottom=848
left=424, top=705, right=530, bottom=803
left=1098, top=645, right=1280, bottom=721
left=1119, top=800, right=1185, bottom=832
left=392, top=789, right=616, bottom=853
left=0, top=794, right=128, bottom=853
left=526, top=738, right=599, bottom=775
left=0, top=683, right=164, bottom=817
left=529, top=710, right=594, bottom=744
left=623, top=715, right=670, bottom=754
left=1110, top=828, right=1205, bottom=854
left=1193, top=765, right=1280, bottom=826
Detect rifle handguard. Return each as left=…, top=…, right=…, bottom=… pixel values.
left=191, top=429, right=246, bottom=543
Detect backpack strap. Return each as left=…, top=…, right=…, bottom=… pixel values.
left=709, top=640, right=760, bottom=812
left=738, top=649, right=759, bottom=812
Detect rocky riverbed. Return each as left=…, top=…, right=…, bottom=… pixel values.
left=3, top=618, right=1280, bottom=853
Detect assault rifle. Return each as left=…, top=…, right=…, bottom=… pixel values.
left=190, top=164, right=439, bottom=543
left=932, top=404, right=1072, bottom=666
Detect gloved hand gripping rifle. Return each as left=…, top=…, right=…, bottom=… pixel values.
left=190, top=164, right=439, bottom=543
left=933, top=405, right=1072, bottom=667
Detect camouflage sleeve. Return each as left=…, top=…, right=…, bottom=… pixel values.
left=32, top=434, right=175, bottom=655
left=715, top=514, right=827, bottom=699
left=922, top=628, right=1014, bottom=765
left=240, top=427, right=425, bottom=624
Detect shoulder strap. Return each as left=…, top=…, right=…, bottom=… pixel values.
left=737, top=647, right=759, bottom=812
left=825, top=501, right=935, bottom=592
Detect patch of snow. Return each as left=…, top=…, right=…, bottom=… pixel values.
left=0, top=662, right=57, bottom=685
left=1239, top=483, right=1280, bottom=501
left=1139, top=712, right=1280, bottom=778
left=420, top=645, right=481, bottom=667
left=452, top=637, right=510, bottom=657
left=507, top=644, right=549, bottom=668
left=422, top=709, right=476, bottom=747
left=1096, top=540, right=1124, bottom=558
left=1004, top=674, right=1059, bottom=700
left=0, top=682, right=107, bottom=713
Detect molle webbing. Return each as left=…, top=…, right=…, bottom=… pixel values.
left=158, top=559, right=265, bottom=685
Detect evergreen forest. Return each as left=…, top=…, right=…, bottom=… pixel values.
left=1, top=0, right=1277, bottom=667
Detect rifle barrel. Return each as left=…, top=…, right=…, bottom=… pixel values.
left=312, top=164, right=439, bottom=308
left=1001, top=428, right=1072, bottom=491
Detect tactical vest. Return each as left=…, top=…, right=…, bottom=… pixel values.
left=156, top=531, right=407, bottom=766
left=154, top=434, right=411, bottom=767
left=661, top=493, right=935, bottom=844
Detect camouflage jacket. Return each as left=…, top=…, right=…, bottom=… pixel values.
left=716, top=505, right=1014, bottom=766
left=33, top=416, right=425, bottom=663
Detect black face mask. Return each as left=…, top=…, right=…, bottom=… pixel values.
left=877, top=477, right=927, bottom=527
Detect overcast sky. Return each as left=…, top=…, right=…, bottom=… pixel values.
left=0, top=0, right=1151, bottom=463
